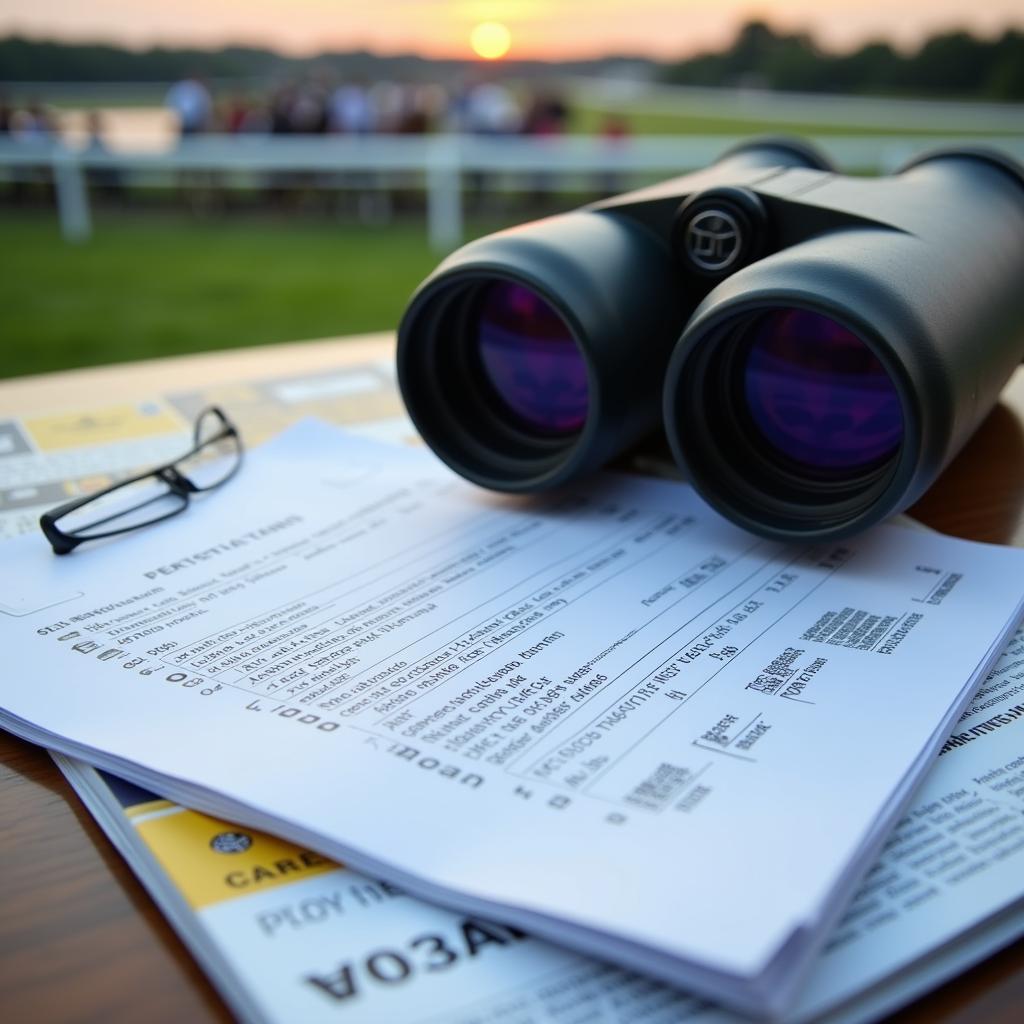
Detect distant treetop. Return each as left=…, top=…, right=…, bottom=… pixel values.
left=661, top=21, right=1024, bottom=101
left=0, top=22, right=1021, bottom=101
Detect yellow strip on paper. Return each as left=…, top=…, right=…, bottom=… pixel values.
left=133, top=806, right=338, bottom=910
left=25, top=403, right=185, bottom=452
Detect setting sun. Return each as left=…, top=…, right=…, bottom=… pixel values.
left=470, top=21, right=512, bottom=60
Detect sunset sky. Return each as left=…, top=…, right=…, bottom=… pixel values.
left=2, top=0, right=1023, bottom=60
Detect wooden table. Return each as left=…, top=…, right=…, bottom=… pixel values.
left=1, top=335, right=1023, bottom=1022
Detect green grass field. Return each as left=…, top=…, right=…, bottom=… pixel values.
left=566, top=104, right=1014, bottom=137
left=4, top=80, right=1019, bottom=382
left=1, top=211, right=458, bottom=379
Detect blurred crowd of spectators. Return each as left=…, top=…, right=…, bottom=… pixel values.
left=0, top=97, right=58, bottom=140
left=159, top=72, right=619, bottom=141
left=0, top=74, right=634, bottom=146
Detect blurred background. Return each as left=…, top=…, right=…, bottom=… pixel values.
left=2, top=0, right=1022, bottom=379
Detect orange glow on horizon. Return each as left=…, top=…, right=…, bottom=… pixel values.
left=0, top=2, right=1022, bottom=62
left=470, top=21, right=512, bottom=60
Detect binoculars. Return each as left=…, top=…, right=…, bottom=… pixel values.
left=397, top=139, right=1024, bottom=540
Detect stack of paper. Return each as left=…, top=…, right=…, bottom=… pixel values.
left=1, top=422, right=1022, bottom=1018
left=51, top=639, right=1024, bottom=1024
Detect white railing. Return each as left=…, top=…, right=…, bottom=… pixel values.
left=2, top=133, right=1022, bottom=250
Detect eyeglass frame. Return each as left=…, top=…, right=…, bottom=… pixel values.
left=40, top=406, right=243, bottom=555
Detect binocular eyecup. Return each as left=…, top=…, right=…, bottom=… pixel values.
left=397, top=139, right=1024, bottom=541
left=397, top=207, right=676, bottom=493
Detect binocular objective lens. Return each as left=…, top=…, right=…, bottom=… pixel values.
left=741, top=309, right=904, bottom=474
left=475, top=281, right=589, bottom=435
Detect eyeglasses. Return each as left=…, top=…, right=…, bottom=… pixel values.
left=40, top=407, right=243, bottom=555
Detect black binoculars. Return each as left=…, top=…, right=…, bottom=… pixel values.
left=397, top=139, right=1024, bottom=540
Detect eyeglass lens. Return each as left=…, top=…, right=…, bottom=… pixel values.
left=177, top=409, right=242, bottom=491
left=54, top=476, right=189, bottom=540
left=47, top=408, right=241, bottom=545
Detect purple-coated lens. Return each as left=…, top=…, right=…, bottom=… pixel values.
left=742, top=309, right=903, bottom=472
left=476, top=281, right=589, bottom=435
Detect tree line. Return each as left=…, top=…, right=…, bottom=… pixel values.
left=0, top=22, right=1022, bottom=101
left=663, top=22, right=1024, bottom=101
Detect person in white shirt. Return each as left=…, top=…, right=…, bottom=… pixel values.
left=165, top=75, right=212, bottom=137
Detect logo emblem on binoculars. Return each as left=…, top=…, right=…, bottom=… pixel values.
left=684, top=209, right=742, bottom=272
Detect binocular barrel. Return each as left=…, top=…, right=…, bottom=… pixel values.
left=397, top=140, right=1024, bottom=541
left=397, top=140, right=829, bottom=493
left=664, top=151, right=1024, bottom=539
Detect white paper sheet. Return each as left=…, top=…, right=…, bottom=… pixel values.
left=2, top=421, right=1022, bottom=1017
